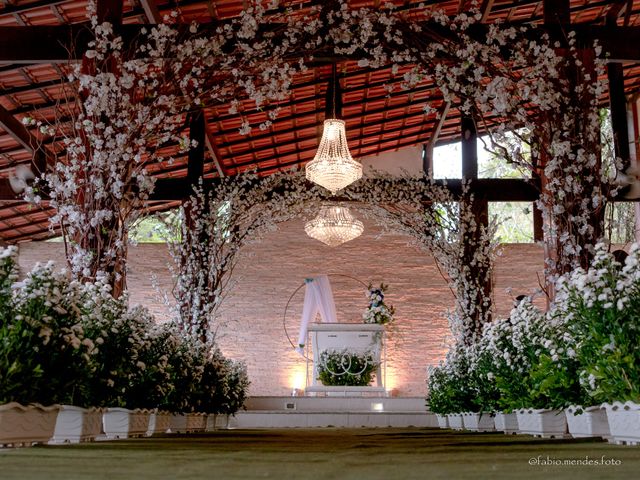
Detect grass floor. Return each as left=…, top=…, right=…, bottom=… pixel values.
left=1, top=428, right=639, bottom=480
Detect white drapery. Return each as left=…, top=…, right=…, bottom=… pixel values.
left=296, top=275, right=337, bottom=355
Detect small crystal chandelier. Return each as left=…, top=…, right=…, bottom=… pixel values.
left=305, top=205, right=364, bottom=247
left=306, top=64, right=362, bottom=194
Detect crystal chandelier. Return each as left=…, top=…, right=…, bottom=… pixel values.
left=306, top=64, right=362, bottom=194
left=305, top=205, right=364, bottom=247
left=306, top=119, right=362, bottom=194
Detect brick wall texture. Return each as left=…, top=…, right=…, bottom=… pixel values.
left=18, top=219, right=545, bottom=397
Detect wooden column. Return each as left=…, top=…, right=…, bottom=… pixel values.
left=183, top=109, right=207, bottom=341
left=80, top=0, right=127, bottom=296
left=608, top=63, right=631, bottom=172
left=460, top=114, right=492, bottom=339
left=544, top=0, right=570, bottom=25
left=461, top=116, right=478, bottom=180
left=187, top=110, right=206, bottom=191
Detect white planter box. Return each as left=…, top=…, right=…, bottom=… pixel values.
left=435, top=414, right=449, bottom=429
left=603, top=401, right=640, bottom=445
left=169, top=413, right=188, bottom=433
left=516, top=408, right=568, bottom=438
left=146, top=411, right=171, bottom=436
left=494, top=412, right=518, bottom=434
left=565, top=405, right=610, bottom=439
left=186, top=413, right=206, bottom=432
left=206, top=414, right=230, bottom=431
left=462, top=412, right=495, bottom=432
left=447, top=413, right=464, bottom=430
left=102, top=408, right=150, bottom=439
left=50, top=406, right=102, bottom=444
left=0, top=403, right=59, bottom=447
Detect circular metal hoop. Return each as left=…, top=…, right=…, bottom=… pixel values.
left=282, top=273, right=369, bottom=357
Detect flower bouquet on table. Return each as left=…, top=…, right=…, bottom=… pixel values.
left=363, top=283, right=395, bottom=325
left=317, top=350, right=378, bottom=387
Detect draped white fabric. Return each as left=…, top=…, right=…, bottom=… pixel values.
left=296, top=275, right=337, bottom=355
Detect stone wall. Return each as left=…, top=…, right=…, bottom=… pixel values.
left=18, top=220, right=545, bottom=397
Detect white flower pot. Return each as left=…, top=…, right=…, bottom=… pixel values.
left=129, top=409, right=151, bottom=437
left=435, top=414, right=449, bottom=429
left=102, top=408, right=150, bottom=439
left=186, top=413, right=206, bottom=432
left=0, top=403, right=59, bottom=447
left=50, top=406, right=103, bottom=444
left=516, top=408, right=568, bottom=438
left=602, top=401, right=640, bottom=445
left=494, top=412, right=518, bottom=435
left=462, top=412, right=495, bottom=432
left=146, top=410, right=171, bottom=436
left=205, top=414, right=230, bottom=431
left=447, top=413, right=464, bottom=430
left=169, top=413, right=188, bottom=433
left=565, top=405, right=610, bottom=439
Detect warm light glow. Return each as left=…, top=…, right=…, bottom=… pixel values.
left=384, top=369, right=399, bottom=392
left=290, top=368, right=306, bottom=392
left=325, top=122, right=339, bottom=141
left=306, top=119, right=362, bottom=194
left=304, top=205, right=364, bottom=247
left=371, top=402, right=384, bottom=412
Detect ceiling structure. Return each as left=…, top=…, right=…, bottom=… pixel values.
left=0, top=0, right=639, bottom=242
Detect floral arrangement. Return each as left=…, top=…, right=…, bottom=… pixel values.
left=24, top=0, right=307, bottom=293
left=317, top=350, right=378, bottom=387
left=553, top=242, right=640, bottom=404
left=23, top=0, right=608, bottom=306
left=0, top=256, right=96, bottom=406
left=0, top=247, right=250, bottom=414
left=165, top=171, right=328, bottom=340
left=363, top=283, right=395, bottom=325
left=166, top=170, right=493, bottom=345
left=427, top=243, right=640, bottom=414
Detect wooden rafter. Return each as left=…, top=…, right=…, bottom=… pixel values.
left=2, top=23, right=640, bottom=62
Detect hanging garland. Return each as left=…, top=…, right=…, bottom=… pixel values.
left=167, top=170, right=495, bottom=345
left=25, top=0, right=611, bottom=303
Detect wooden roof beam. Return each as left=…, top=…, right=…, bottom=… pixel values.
left=140, top=0, right=162, bottom=24
left=0, top=103, right=49, bottom=175
left=544, top=0, right=570, bottom=25
left=480, top=0, right=495, bottom=22
left=2, top=23, right=640, bottom=62
left=423, top=101, right=450, bottom=175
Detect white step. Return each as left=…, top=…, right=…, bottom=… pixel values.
left=244, top=396, right=428, bottom=413
left=229, top=411, right=437, bottom=429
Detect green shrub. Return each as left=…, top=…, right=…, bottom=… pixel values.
left=317, top=350, right=377, bottom=387
left=0, top=259, right=95, bottom=406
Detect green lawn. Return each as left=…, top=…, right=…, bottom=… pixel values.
left=1, top=428, right=638, bottom=480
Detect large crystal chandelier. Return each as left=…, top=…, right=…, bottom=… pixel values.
left=305, top=205, right=364, bottom=247
left=306, top=119, right=362, bottom=194
left=306, top=64, right=362, bottom=194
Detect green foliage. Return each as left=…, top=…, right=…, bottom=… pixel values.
left=79, top=288, right=155, bottom=408
left=426, top=344, right=476, bottom=414
left=317, top=350, right=377, bottom=387
left=467, top=343, right=501, bottom=413
left=193, top=349, right=250, bottom=415
left=129, top=210, right=181, bottom=243
left=0, top=260, right=97, bottom=406
left=0, top=248, right=249, bottom=414
left=489, top=202, right=534, bottom=243
left=429, top=244, right=640, bottom=414
left=554, top=244, right=640, bottom=404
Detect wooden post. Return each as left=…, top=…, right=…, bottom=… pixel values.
left=608, top=62, right=630, bottom=172
left=182, top=108, right=207, bottom=341
left=460, top=114, right=492, bottom=340
left=187, top=110, right=206, bottom=192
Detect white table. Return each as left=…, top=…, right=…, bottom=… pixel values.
left=304, top=323, right=386, bottom=396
